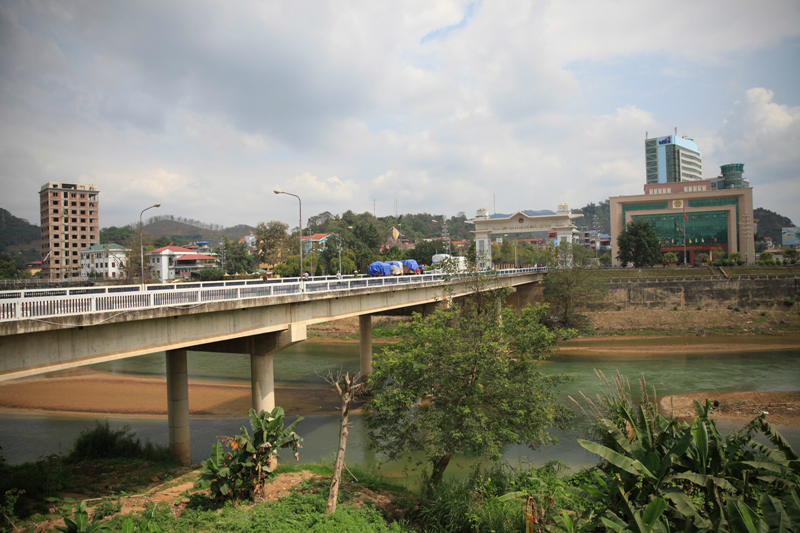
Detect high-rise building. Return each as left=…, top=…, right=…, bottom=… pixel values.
left=39, top=182, right=100, bottom=281
left=645, top=134, right=703, bottom=184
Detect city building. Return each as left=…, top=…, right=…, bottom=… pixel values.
left=610, top=165, right=755, bottom=266
left=79, top=243, right=130, bottom=280
left=145, top=245, right=217, bottom=281
left=39, top=182, right=100, bottom=281
left=645, top=134, right=703, bottom=184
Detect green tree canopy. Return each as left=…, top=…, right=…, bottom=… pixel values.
left=616, top=219, right=662, bottom=267
left=255, top=221, right=290, bottom=266
left=364, top=278, right=573, bottom=488
left=544, top=243, right=608, bottom=326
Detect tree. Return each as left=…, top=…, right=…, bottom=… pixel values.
left=616, top=219, right=661, bottom=267
left=784, top=248, right=798, bottom=262
left=662, top=252, right=678, bottom=265
left=255, top=221, right=289, bottom=266
left=324, top=371, right=366, bottom=513
left=544, top=243, right=608, bottom=326
left=405, top=240, right=445, bottom=266
left=220, top=239, right=256, bottom=274
left=364, top=278, right=574, bottom=488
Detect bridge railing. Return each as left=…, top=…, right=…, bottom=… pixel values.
left=0, top=268, right=547, bottom=323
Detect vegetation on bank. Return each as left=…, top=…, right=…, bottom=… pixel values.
left=3, top=372, right=799, bottom=532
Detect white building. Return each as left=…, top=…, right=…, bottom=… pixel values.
left=645, top=134, right=703, bottom=184
left=145, top=245, right=217, bottom=281
left=79, top=243, right=130, bottom=280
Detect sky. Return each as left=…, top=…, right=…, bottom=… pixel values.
left=1, top=0, right=799, bottom=231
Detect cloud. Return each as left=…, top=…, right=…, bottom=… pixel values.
left=0, top=1, right=798, bottom=231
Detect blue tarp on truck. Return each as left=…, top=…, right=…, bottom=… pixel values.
left=400, top=259, right=420, bottom=273
left=368, top=261, right=392, bottom=276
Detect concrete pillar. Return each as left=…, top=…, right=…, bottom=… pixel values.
left=359, top=314, right=373, bottom=375
left=166, top=349, right=191, bottom=465
left=250, top=351, right=275, bottom=414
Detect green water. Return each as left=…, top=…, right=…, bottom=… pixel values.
left=2, top=339, right=799, bottom=485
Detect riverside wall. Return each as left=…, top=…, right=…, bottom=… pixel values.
left=603, top=278, right=800, bottom=310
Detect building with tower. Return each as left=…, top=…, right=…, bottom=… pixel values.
left=645, top=134, right=703, bottom=184
left=610, top=164, right=754, bottom=266
left=39, top=182, right=100, bottom=281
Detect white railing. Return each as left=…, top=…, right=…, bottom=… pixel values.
left=0, top=268, right=547, bottom=323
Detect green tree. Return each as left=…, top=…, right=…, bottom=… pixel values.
left=784, top=247, right=798, bottom=262
left=255, top=221, right=289, bottom=266
left=99, top=225, right=136, bottom=244
left=759, top=251, right=774, bottom=263
left=616, top=219, right=662, bottom=267
left=405, top=240, right=445, bottom=266
left=544, top=243, right=608, bottom=326
left=729, top=251, right=743, bottom=264
left=220, top=238, right=256, bottom=274
left=0, top=254, right=29, bottom=279
left=364, top=278, right=574, bottom=489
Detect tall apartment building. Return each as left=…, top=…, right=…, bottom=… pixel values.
left=645, top=134, right=703, bottom=184
left=39, top=182, right=100, bottom=280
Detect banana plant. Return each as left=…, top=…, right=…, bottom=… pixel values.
left=196, top=406, right=303, bottom=504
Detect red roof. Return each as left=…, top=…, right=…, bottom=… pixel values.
left=301, top=233, right=329, bottom=241
left=176, top=254, right=217, bottom=262
left=146, top=245, right=195, bottom=254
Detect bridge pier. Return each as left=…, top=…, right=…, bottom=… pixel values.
left=166, top=349, right=192, bottom=465
left=359, top=315, right=372, bottom=375
left=250, top=352, right=275, bottom=413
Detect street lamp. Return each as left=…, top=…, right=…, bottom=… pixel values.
left=274, top=190, right=303, bottom=276
left=140, top=203, right=161, bottom=287
left=432, top=217, right=451, bottom=255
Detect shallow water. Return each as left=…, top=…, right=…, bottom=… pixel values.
left=1, top=339, right=799, bottom=484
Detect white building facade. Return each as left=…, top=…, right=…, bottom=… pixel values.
left=145, top=245, right=217, bottom=281
left=645, top=134, right=703, bottom=184
left=79, top=243, right=130, bottom=279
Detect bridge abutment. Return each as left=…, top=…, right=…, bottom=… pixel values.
left=166, top=349, right=191, bottom=465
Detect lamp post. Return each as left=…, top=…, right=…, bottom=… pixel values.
left=274, top=190, right=303, bottom=276
left=432, top=217, right=451, bottom=255
left=140, top=203, right=161, bottom=287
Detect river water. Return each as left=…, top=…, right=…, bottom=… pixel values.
left=2, top=339, right=799, bottom=484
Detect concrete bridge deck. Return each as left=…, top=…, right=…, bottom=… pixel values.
left=0, top=268, right=546, bottom=463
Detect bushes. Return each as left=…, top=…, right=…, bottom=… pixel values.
left=66, top=421, right=174, bottom=463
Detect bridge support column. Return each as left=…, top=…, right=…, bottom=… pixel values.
left=359, top=314, right=372, bottom=375
left=166, top=349, right=192, bottom=465
left=250, top=351, right=275, bottom=414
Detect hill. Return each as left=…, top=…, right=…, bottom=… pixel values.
left=0, top=208, right=39, bottom=252
left=139, top=215, right=256, bottom=245
left=754, top=207, right=794, bottom=244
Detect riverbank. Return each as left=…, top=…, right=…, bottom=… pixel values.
left=1, top=331, right=799, bottom=424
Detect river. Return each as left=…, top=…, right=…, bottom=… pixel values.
left=2, top=339, right=799, bottom=485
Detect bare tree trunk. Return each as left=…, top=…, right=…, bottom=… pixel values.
left=325, top=371, right=363, bottom=514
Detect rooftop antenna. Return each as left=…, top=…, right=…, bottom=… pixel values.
left=493, top=193, right=496, bottom=214
left=674, top=126, right=677, bottom=136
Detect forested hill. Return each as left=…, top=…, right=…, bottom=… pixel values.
left=0, top=208, right=39, bottom=252
left=139, top=216, right=256, bottom=243
left=754, top=208, right=794, bottom=244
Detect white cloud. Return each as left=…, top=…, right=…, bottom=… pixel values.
left=0, top=1, right=798, bottom=231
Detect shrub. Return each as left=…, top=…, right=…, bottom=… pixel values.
left=785, top=299, right=795, bottom=307
left=66, top=421, right=174, bottom=463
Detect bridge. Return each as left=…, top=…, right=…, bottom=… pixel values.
left=0, top=269, right=546, bottom=463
